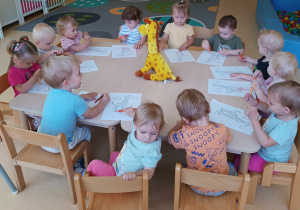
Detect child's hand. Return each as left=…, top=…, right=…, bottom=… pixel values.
left=178, top=44, right=187, bottom=52
left=101, top=93, right=110, bottom=105
left=160, top=43, right=166, bottom=51
left=124, top=107, right=135, bottom=117
left=245, top=106, right=260, bottom=122
left=81, top=92, right=98, bottom=100
left=253, top=70, right=262, bottom=78
left=241, top=56, right=249, bottom=63
left=218, top=49, right=230, bottom=56
left=122, top=172, right=136, bottom=181
left=84, top=35, right=91, bottom=41
left=52, top=49, right=62, bottom=55
left=230, top=73, right=243, bottom=79
left=34, top=69, right=42, bottom=81
left=85, top=37, right=92, bottom=45
left=201, top=40, right=210, bottom=50
left=121, top=36, right=128, bottom=42
left=243, top=93, right=258, bottom=106
left=134, top=43, right=142, bottom=49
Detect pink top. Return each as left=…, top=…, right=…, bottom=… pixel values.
left=262, top=77, right=274, bottom=96
left=60, top=31, right=83, bottom=54
left=8, top=63, right=41, bottom=97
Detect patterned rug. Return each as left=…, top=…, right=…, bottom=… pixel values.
left=15, top=0, right=219, bottom=44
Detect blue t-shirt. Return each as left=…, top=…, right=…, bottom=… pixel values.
left=258, top=113, right=298, bottom=162
left=119, top=24, right=141, bottom=44
left=113, top=124, right=162, bottom=176
left=39, top=89, right=88, bottom=143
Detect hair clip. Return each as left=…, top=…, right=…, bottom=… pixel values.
left=24, top=38, right=27, bottom=41
left=14, top=43, right=24, bottom=52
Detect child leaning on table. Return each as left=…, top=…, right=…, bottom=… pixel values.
left=160, top=0, right=194, bottom=51
left=118, top=5, right=146, bottom=49
left=201, top=15, right=244, bottom=56
left=231, top=29, right=284, bottom=81
left=86, top=102, right=164, bottom=181
left=38, top=56, right=110, bottom=153
left=167, top=89, right=236, bottom=196
left=7, top=36, right=42, bottom=130
left=234, top=81, right=300, bottom=173
left=56, top=15, right=92, bottom=54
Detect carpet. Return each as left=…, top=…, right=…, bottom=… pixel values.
left=15, top=0, right=219, bottom=43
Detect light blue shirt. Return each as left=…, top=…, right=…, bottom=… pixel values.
left=39, top=89, right=88, bottom=143
left=119, top=24, right=141, bottom=44
left=258, top=112, right=298, bottom=162
left=113, top=124, right=162, bottom=176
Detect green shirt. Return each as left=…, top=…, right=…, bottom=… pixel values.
left=207, top=34, right=243, bottom=52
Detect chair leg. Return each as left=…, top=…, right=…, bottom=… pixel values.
left=83, top=148, right=89, bottom=169
left=289, top=173, right=300, bottom=210
left=12, top=165, right=25, bottom=192
left=66, top=167, right=76, bottom=204
left=246, top=174, right=258, bottom=204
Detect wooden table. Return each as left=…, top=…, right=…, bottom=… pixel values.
left=9, top=38, right=260, bottom=173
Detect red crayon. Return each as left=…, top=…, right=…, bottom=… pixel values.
left=117, top=108, right=136, bottom=112
left=115, top=35, right=129, bottom=40
left=94, top=94, right=104, bottom=103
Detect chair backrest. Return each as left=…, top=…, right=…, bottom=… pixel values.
left=0, top=72, right=10, bottom=95
left=193, top=26, right=213, bottom=39
left=291, top=121, right=300, bottom=166
left=74, top=172, right=149, bottom=210
left=174, top=163, right=250, bottom=210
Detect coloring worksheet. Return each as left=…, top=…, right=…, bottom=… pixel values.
left=111, top=45, right=137, bottom=58
left=27, top=78, right=52, bottom=94
left=209, top=99, right=256, bottom=135
left=75, top=46, right=112, bottom=56
left=163, top=49, right=196, bottom=63
left=80, top=60, right=99, bottom=73
left=101, top=93, right=142, bottom=121
left=196, top=50, right=226, bottom=66
left=208, top=79, right=256, bottom=98
left=77, top=91, right=102, bottom=108
left=210, top=66, right=253, bottom=79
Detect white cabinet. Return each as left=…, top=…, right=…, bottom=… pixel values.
left=0, top=0, right=22, bottom=27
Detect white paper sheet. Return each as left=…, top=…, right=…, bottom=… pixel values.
left=196, top=50, right=226, bottom=66
left=163, top=49, right=196, bottom=63
left=112, top=45, right=137, bottom=58
left=78, top=91, right=102, bottom=108
left=27, top=78, right=52, bottom=95
left=209, top=99, right=255, bottom=135
left=80, top=60, right=99, bottom=73
left=75, top=46, right=112, bottom=56
left=210, top=66, right=253, bottom=79
left=208, top=79, right=256, bottom=98
left=101, top=93, right=142, bottom=121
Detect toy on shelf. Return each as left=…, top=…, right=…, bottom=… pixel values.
left=277, top=10, right=300, bottom=36
left=135, top=17, right=181, bottom=82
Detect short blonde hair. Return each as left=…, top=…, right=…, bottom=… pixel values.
left=56, top=16, right=78, bottom=36
left=176, top=89, right=209, bottom=121
left=172, top=0, right=190, bottom=17
left=133, top=102, right=165, bottom=130
left=270, top=51, right=298, bottom=80
left=32, top=23, right=56, bottom=43
left=258, top=29, right=284, bottom=53
left=43, top=56, right=79, bottom=88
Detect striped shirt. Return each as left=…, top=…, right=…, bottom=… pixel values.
left=119, top=24, right=142, bottom=44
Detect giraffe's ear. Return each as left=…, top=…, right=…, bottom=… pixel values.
left=159, top=21, right=164, bottom=26
left=144, top=17, right=151, bottom=24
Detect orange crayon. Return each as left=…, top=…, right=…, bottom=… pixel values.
left=239, top=52, right=244, bottom=61
left=117, top=108, right=136, bottom=112
left=249, top=77, right=257, bottom=95
left=115, top=35, right=129, bottom=40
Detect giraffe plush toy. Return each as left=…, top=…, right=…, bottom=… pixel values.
left=135, top=18, right=181, bottom=81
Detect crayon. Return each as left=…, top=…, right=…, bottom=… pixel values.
left=117, top=108, right=136, bottom=112
left=94, top=94, right=104, bottom=103
left=239, top=52, right=244, bottom=61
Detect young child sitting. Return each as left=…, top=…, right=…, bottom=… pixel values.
left=234, top=81, right=300, bottom=173
left=86, top=102, right=164, bottom=181
left=231, top=29, right=284, bottom=81
left=201, top=15, right=244, bottom=56
left=56, top=15, right=92, bottom=54
left=118, top=5, right=146, bottom=49
left=167, top=89, right=235, bottom=196
left=7, top=36, right=42, bottom=129
left=161, top=0, right=194, bottom=51
left=38, top=56, right=110, bottom=153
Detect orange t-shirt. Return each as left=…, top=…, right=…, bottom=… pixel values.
left=171, top=122, right=232, bottom=194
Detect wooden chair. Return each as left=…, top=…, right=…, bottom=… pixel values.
left=174, top=163, right=250, bottom=210
left=74, top=171, right=149, bottom=210
left=247, top=121, right=300, bottom=210
left=193, top=26, right=213, bottom=39
left=0, top=121, right=90, bottom=204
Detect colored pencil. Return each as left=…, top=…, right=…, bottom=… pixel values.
left=117, top=108, right=136, bottom=112
left=239, top=52, right=244, bottom=61
left=94, top=94, right=104, bottom=103
left=249, top=77, right=257, bottom=95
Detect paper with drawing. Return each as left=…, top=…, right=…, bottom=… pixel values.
left=163, top=49, right=195, bottom=63
left=75, top=46, right=112, bottom=56
left=210, top=66, right=253, bottom=79
left=208, top=79, right=256, bottom=98
left=196, top=50, right=226, bottom=66
left=209, top=99, right=255, bottom=135
left=27, top=78, right=52, bottom=94
left=80, top=60, right=98, bottom=73
left=112, top=45, right=137, bottom=58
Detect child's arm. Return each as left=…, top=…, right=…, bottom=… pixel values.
left=134, top=36, right=147, bottom=49
left=251, top=78, right=268, bottom=103
left=14, top=69, right=41, bottom=93
left=80, top=92, right=98, bottom=100
left=242, top=56, right=258, bottom=65
left=82, top=32, right=91, bottom=40
left=219, top=48, right=244, bottom=56
left=245, top=106, right=277, bottom=147
left=201, top=39, right=210, bottom=51
left=160, top=33, right=169, bottom=50
left=81, top=93, right=110, bottom=119
left=122, top=167, right=155, bottom=181
left=243, top=93, right=271, bottom=114
left=69, top=39, right=91, bottom=52
left=36, top=49, right=63, bottom=64
left=178, top=35, right=194, bottom=51
left=230, top=73, right=253, bottom=81
left=167, top=119, right=186, bottom=145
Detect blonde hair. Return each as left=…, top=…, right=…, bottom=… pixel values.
left=258, top=29, right=284, bottom=53
left=270, top=51, right=298, bottom=80
left=133, top=102, right=165, bottom=130
left=176, top=89, right=209, bottom=121
left=268, top=81, right=300, bottom=114
left=172, top=0, right=190, bottom=17
left=32, top=23, right=56, bottom=43
left=43, top=56, right=79, bottom=88
left=56, top=16, right=78, bottom=36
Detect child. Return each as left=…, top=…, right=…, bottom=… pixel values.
left=7, top=36, right=42, bottom=129
left=56, top=15, right=92, bottom=54
left=231, top=30, right=284, bottom=81
left=167, top=89, right=235, bottom=196
left=86, top=102, right=164, bottom=181
left=161, top=0, right=194, bottom=51
left=38, top=56, right=110, bottom=153
left=201, top=15, right=244, bottom=56
left=118, top=5, right=146, bottom=49
left=234, top=81, right=300, bottom=173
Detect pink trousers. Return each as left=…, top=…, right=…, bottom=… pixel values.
left=87, top=151, right=120, bottom=176
left=233, top=153, right=268, bottom=173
